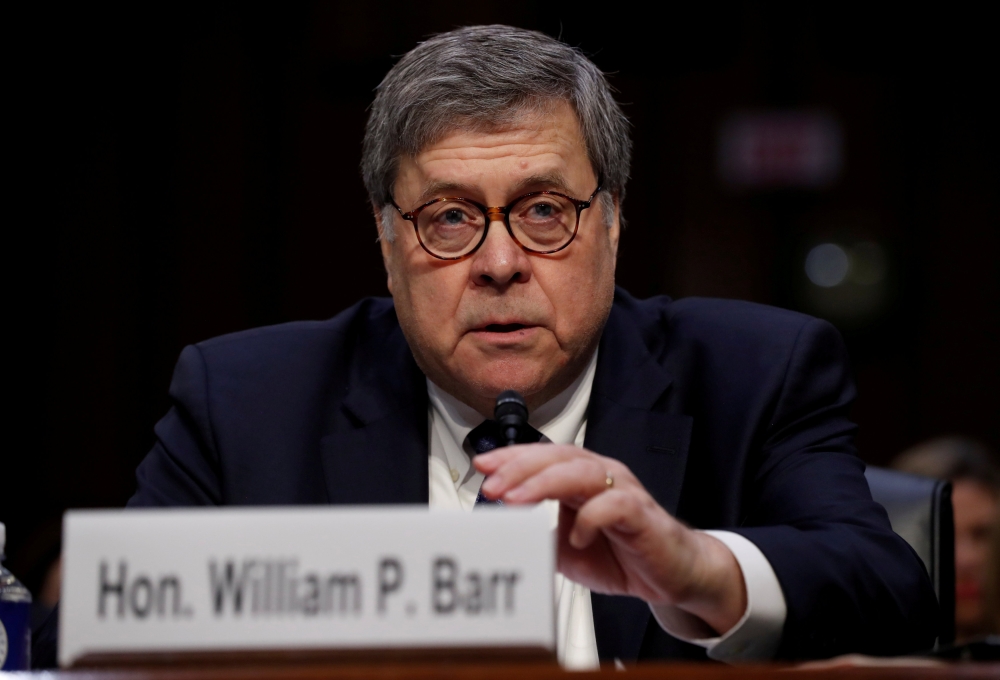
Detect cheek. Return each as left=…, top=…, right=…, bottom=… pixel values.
left=546, top=235, right=616, bottom=339
left=392, top=255, right=468, bottom=346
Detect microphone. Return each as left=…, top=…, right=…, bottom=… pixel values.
left=494, top=390, right=528, bottom=447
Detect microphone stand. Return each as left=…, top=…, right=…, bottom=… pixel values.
left=494, top=390, right=528, bottom=447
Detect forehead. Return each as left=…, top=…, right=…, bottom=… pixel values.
left=398, top=102, right=592, bottom=195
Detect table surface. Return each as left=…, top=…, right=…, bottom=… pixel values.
left=25, top=660, right=1000, bottom=680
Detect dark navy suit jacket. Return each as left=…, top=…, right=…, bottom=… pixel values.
left=122, top=288, right=938, bottom=661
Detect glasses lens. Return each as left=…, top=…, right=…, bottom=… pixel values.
left=417, top=200, right=487, bottom=257
left=509, top=194, right=577, bottom=251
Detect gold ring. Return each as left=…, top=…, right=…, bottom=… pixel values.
left=605, top=472, right=614, bottom=489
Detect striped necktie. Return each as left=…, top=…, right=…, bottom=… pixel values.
left=466, top=419, right=544, bottom=506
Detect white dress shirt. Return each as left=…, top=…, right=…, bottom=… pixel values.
left=427, top=351, right=786, bottom=667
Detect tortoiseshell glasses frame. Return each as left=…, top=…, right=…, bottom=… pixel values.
left=390, top=181, right=603, bottom=261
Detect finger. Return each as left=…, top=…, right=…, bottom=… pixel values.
left=556, top=504, right=628, bottom=593
left=503, top=458, right=617, bottom=505
left=472, top=443, right=563, bottom=478
left=568, top=489, right=649, bottom=549
left=471, top=443, right=541, bottom=475
left=477, top=444, right=585, bottom=497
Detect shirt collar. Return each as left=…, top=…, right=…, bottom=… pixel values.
left=427, top=350, right=598, bottom=450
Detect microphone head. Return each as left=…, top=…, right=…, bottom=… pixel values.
left=494, top=390, right=528, bottom=426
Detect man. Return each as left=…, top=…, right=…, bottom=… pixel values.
left=117, top=25, right=935, bottom=665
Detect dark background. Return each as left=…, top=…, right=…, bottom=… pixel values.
left=5, top=2, right=997, bottom=597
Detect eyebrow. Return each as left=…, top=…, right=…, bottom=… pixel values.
left=511, top=173, right=575, bottom=196
left=413, top=172, right=576, bottom=206
left=415, top=180, right=476, bottom=205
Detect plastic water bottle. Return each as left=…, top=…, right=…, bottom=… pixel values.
left=0, top=522, right=32, bottom=670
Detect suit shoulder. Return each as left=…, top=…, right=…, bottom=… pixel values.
left=665, top=297, right=820, bottom=339
left=614, top=290, right=836, bottom=360
left=617, top=289, right=814, bottom=336
left=191, top=297, right=397, bottom=367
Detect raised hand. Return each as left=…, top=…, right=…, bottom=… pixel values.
left=474, top=443, right=747, bottom=635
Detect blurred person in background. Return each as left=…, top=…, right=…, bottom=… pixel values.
left=984, top=505, right=1000, bottom=635
left=892, top=437, right=1000, bottom=641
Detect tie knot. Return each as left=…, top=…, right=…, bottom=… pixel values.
left=466, top=419, right=543, bottom=454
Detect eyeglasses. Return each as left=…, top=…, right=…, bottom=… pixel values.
left=391, top=182, right=602, bottom=260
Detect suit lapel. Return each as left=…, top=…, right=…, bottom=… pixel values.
left=585, top=292, right=693, bottom=661
left=319, top=315, right=429, bottom=505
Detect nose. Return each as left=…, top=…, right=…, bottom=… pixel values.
left=468, top=215, right=532, bottom=288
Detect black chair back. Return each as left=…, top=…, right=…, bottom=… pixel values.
left=865, top=466, right=955, bottom=646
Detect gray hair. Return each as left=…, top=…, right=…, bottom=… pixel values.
left=361, top=25, right=632, bottom=240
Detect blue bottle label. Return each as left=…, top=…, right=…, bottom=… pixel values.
left=0, top=600, right=31, bottom=670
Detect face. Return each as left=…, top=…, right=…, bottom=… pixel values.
left=379, top=102, right=620, bottom=417
left=952, top=479, right=999, bottom=637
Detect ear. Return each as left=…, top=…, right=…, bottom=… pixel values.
left=373, top=202, right=394, bottom=294
left=607, top=193, right=622, bottom=262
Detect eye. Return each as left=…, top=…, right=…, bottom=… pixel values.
left=530, top=202, right=554, bottom=219
left=426, top=202, right=478, bottom=228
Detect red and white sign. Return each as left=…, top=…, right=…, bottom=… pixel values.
left=718, top=111, right=842, bottom=189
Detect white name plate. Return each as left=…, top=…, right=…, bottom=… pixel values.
left=59, top=506, right=554, bottom=667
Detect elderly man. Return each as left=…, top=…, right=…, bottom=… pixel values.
left=116, top=26, right=935, bottom=666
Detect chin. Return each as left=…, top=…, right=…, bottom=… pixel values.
left=466, top=359, right=552, bottom=401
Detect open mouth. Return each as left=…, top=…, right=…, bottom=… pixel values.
left=483, top=323, right=529, bottom=333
